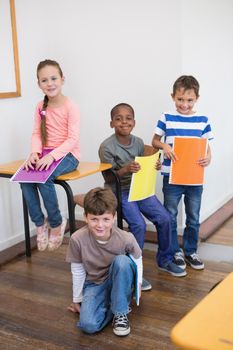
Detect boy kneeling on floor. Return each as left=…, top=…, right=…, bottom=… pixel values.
left=66, top=187, right=142, bottom=336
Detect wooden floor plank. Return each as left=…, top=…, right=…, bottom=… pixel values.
left=0, top=244, right=232, bottom=350
left=206, top=215, right=233, bottom=245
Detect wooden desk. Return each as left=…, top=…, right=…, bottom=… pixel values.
left=0, top=160, right=112, bottom=257
left=171, top=272, right=233, bottom=350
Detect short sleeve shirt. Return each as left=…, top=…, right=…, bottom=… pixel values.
left=66, top=225, right=142, bottom=284
left=98, top=133, right=144, bottom=190
left=155, top=111, right=214, bottom=175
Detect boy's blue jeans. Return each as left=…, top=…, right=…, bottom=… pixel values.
left=20, top=153, right=78, bottom=228
left=78, top=255, right=135, bottom=334
left=121, top=191, right=173, bottom=267
left=163, top=176, right=203, bottom=256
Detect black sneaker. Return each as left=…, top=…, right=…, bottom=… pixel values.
left=173, top=250, right=187, bottom=270
left=141, top=278, right=152, bottom=291
left=185, top=253, right=204, bottom=270
left=113, top=314, right=130, bottom=336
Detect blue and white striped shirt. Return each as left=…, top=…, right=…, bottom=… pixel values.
left=155, top=111, right=214, bottom=175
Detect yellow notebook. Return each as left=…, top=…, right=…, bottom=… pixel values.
left=128, top=152, right=160, bottom=202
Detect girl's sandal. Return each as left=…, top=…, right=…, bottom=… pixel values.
left=37, top=222, right=49, bottom=251
left=48, top=218, right=67, bottom=251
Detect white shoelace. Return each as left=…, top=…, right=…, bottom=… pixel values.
left=114, top=314, right=128, bottom=327
left=175, top=251, right=184, bottom=257
left=190, top=253, right=201, bottom=261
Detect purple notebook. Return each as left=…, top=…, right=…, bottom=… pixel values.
left=11, top=149, right=64, bottom=184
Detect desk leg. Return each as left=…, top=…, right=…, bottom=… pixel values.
left=55, top=180, right=76, bottom=234
left=22, top=194, right=31, bottom=257
left=102, top=169, right=123, bottom=229
left=108, top=170, right=123, bottom=229
left=116, top=198, right=123, bottom=230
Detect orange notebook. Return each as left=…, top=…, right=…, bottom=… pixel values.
left=169, top=137, right=207, bottom=185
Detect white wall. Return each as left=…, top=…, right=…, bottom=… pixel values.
left=181, top=0, right=233, bottom=221
left=0, top=0, right=233, bottom=250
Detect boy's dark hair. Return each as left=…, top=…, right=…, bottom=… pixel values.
left=110, top=103, right=135, bottom=120
left=36, top=59, right=63, bottom=146
left=172, top=75, right=200, bottom=97
left=84, top=187, right=118, bottom=216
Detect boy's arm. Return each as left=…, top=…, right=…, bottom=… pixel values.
left=152, top=134, right=177, bottom=162
left=116, top=161, right=141, bottom=178
left=67, top=262, right=86, bottom=313
left=99, top=143, right=141, bottom=177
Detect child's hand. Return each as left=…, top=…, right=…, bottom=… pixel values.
left=198, top=144, right=211, bottom=167
left=24, top=153, right=40, bottom=171
left=163, top=144, right=177, bottom=162
left=127, top=161, right=141, bottom=173
left=198, top=154, right=211, bottom=167
left=117, top=161, right=141, bottom=177
left=67, top=302, right=81, bottom=313
left=35, top=154, right=54, bottom=171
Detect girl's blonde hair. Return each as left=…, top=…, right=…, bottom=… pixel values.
left=37, top=59, right=63, bottom=146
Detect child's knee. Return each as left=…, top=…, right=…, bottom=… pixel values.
left=130, top=220, right=146, bottom=233
left=158, top=207, right=172, bottom=225
left=78, top=319, right=101, bottom=334
left=112, top=255, right=132, bottom=272
left=114, top=254, right=129, bottom=266
left=162, top=212, right=171, bottom=225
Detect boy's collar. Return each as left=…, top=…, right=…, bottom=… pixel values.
left=115, top=134, right=132, bottom=146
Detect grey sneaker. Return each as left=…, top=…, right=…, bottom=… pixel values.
left=173, top=250, right=187, bottom=270
left=159, top=261, right=187, bottom=277
left=141, top=278, right=152, bottom=291
left=185, top=253, right=204, bottom=270
left=113, top=314, right=130, bottom=336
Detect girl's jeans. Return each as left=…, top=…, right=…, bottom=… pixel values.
left=121, top=191, right=173, bottom=267
left=163, top=176, right=203, bottom=256
left=20, top=153, right=78, bottom=228
left=78, top=255, right=136, bottom=334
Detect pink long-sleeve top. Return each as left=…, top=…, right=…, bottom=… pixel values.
left=31, top=97, right=80, bottom=161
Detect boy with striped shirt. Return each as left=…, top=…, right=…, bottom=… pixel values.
left=152, top=75, right=213, bottom=272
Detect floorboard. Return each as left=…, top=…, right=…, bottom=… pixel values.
left=0, top=241, right=232, bottom=350
left=206, top=215, right=233, bottom=245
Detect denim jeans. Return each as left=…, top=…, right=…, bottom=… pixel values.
left=163, top=176, right=203, bottom=256
left=20, top=153, right=78, bottom=228
left=121, top=191, right=173, bottom=267
left=78, top=255, right=135, bottom=334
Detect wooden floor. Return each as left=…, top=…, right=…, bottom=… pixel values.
left=0, top=239, right=232, bottom=350
left=206, top=215, right=233, bottom=245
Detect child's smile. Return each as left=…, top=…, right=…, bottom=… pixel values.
left=38, top=65, right=64, bottom=99
left=85, top=212, right=115, bottom=241
left=172, top=88, right=198, bottom=115
left=110, top=106, right=135, bottom=137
